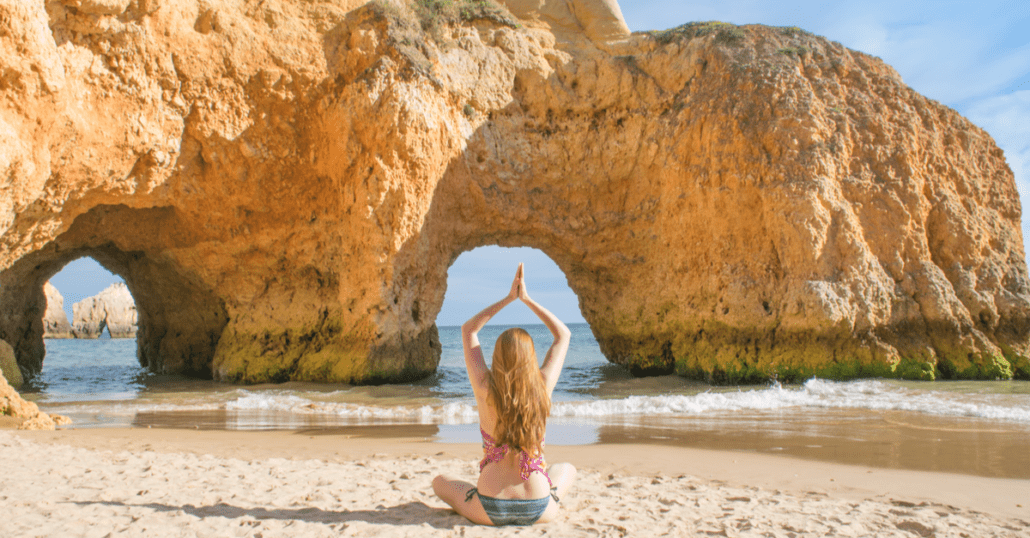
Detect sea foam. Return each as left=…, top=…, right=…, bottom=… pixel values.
left=46, top=378, right=1030, bottom=426
left=551, top=378, right=1030, bottom=423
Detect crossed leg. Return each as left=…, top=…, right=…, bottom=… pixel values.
left=432, top=463, right=577, bottom=525
left=432, top=474, right=492, bottom=525
left=536, top=462, right=577, bottom=523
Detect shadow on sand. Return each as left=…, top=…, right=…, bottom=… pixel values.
left=72, top=500, right=467, bottom=529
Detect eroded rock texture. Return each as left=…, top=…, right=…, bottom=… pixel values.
left=42, top=282, right=74, bottom=338
left=0, top=340, right=22, bottom=389
left=72, top=282, right=138, bottom=338
left=0, top=1, right=1027, bottom=384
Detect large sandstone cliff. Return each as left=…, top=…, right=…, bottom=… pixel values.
left=0, top=1, right=1027, bottom=384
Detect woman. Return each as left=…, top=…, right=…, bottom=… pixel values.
left=432, top=263, right=577, bottom=525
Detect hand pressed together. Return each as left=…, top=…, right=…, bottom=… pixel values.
left=508, top=262, right=530, bottom=302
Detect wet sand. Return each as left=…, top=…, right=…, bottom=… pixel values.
left=2, top=426, right=1028, bottom=537
left=589, top=410, right=1030, bottom=479
left=121, top=407, right=1030, bottom=479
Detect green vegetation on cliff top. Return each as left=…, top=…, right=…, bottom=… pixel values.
left=372, top=0, right=518, bottom=38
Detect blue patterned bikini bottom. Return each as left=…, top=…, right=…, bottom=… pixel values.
left=465, top=488, right=560, bottom=526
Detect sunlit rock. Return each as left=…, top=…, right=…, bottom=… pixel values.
left=72, top=283, right=138, bottom=339
left=42, top=282, right=74, bottom=339
left=501, top=0, right=630, bottom=42
left=0, top=1, right=1027, bottom=384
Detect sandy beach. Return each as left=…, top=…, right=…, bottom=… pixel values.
left=2, top=426, right=1027, bottom=537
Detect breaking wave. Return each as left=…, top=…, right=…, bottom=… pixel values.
left=47, top=379, right=1030, bottom=425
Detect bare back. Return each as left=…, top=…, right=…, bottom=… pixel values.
left=433, top=263, right=577, bottom=526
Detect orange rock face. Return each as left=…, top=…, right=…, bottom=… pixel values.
left=0, top=2, right=1027, bottom=384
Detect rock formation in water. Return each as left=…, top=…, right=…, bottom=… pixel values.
left=72, top=283, right=138, bottom=338
left=42, top=282, right=74, bottom=338
left=0, top=1, right=1028, bottom=384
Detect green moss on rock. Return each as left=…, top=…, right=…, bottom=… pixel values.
left=211, top=313, right=439, bottom=384
left=649, top=21, right=746, bottom=46
left=0, top=339, right=22, bottom=390
left=937, top=353, right=1013, bottom=380
left=1006, top=351, right=1030, bottom=380
left=666, top=322, right=884, bottom=384
left=212, top=314, right=371, bottom=384
left=596, top=317, right=1025, bottom=384
left=893, top=358, right=937, bottom=381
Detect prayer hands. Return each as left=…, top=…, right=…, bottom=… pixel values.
left=508, top=263, right=529, bottom=302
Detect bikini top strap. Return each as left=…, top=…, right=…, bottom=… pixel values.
left=519, top=451, right=553, bottom=488
left=479, top=427, right=509, bottom=471
left=482, top=427, right=552, bottom=488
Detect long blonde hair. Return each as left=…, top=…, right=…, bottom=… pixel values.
left=487, top=328, right=551, bottom=457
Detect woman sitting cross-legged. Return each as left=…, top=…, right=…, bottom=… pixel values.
left=432, top=262, right=577, bottom=526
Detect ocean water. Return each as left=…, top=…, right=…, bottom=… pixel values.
left=21, top=324, right=1030, bottom=478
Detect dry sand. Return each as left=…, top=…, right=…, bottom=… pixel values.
left=2, top=427, right=1028, bottom=537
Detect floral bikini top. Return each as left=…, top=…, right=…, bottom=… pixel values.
left=479, top=427, right=553, bottom=487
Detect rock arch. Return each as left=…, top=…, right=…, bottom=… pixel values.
left=0, top=205, right=228, bottom=379
left=70, top=282, right=138, bottom=339
left=391, top=134, right=677, bottom=377
left=0, top=1, right=1028, bottom=385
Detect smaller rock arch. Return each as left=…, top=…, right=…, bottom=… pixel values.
left=0, top=207, right=229, bottom=381
left=70, top=282, right=138, bottom=339
left=393, top=212, right=658, bottom=379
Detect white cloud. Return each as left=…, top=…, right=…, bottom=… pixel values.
left=872, top=26, right=1030, bottom=105
left=963, top=91, right=1030, bottom=151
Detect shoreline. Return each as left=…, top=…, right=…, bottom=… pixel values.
left=9, top=427, right=1030, bottom=524
left=37, top=406, right=1030, bottom=481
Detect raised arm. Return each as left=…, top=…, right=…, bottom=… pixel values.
left=517, top=267, right=571, bottom=396
left=461, top=264, right=521, bottom=398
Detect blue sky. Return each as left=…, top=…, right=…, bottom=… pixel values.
left=48, top=0, right=1029, bottom=327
